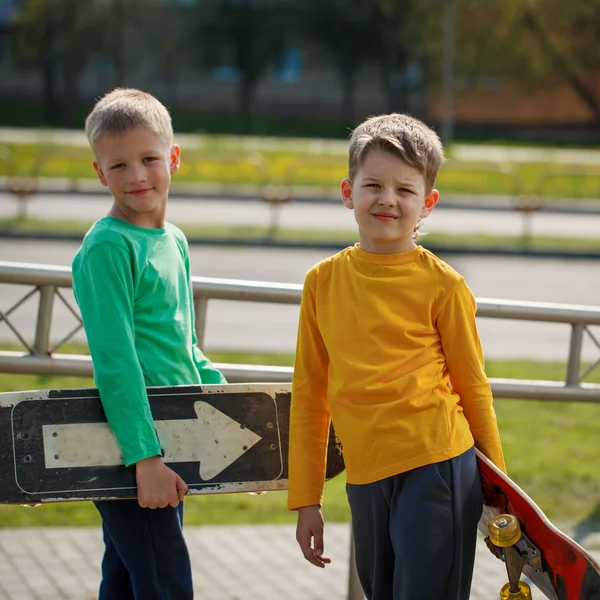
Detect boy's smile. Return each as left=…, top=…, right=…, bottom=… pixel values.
left=93, top=127, right=180, bottom=229
left=341, top=148, right=439, bottom=254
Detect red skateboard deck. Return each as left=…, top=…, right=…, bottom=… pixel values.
left=477, top=449, right=600, bottom=600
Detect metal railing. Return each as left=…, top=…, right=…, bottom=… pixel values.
left=1, top=260, right=599, bottom=400
left=1, top=259, right=600, bottom=600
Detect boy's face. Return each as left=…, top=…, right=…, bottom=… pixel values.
left=341, top=148, right=438, bottom=254
left=93, top=127, right=180, bottom=229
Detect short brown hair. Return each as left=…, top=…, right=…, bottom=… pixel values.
left=348, top=113, right=445, bottom=191
left=85, top=88, right=174, bottom=153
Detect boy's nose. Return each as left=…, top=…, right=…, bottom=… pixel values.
left=127, top=164, right=147, bottom=183
left=378, top=189, right=396, bottom=206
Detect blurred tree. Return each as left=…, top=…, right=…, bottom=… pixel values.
left=371, top=0, right=438, bottom=115
left=298, top=0, right=379, bottom=124
left=520, top=0, right=600, bottom=119
left=194, top=0, right=290, bottom=132
left=12, top=0, right=107, bottom=124
left=454, top=0, right=600, bottom=120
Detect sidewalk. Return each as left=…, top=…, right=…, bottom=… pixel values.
left=0, top=524, right=598, bottom=600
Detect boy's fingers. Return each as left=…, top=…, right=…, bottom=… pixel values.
left=297, top=531, right=315, bottom=562
left=297, top=531, right=329, bottom=568
left=176, top=476, right=189, bottom=501
left=313, top=529, right=324, bottom=557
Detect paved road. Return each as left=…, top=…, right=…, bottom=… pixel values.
left=2, top=523, right=598, bottom=600
left=2, top=192, right=600, bottom=238
left=1, top=240, right=599, bottom=361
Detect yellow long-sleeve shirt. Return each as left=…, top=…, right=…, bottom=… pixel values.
left=288, top=244, right=506, bottom=510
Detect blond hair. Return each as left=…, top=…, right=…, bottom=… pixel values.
left=348, top=113, right=445, bottom=192
left=85, top=88, right=174, bottom=153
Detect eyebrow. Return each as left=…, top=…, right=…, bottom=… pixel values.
left=362, top=176, right=418, bottom=187
left=106, top=149, right=161, bottom=161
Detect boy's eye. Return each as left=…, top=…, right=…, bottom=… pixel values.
left=144, top=156, right=158, bottom=163
left=366, top=183, right=380, bottom=188
left=110, top=163, right=125, bottom=170
left=399, top=187, right=414, bottom=194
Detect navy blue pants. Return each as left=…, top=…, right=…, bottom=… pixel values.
left=94, top=499, right=193, bottom=600
left=346, top=447, right=482, bottom=600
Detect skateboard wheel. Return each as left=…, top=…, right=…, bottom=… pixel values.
left=488, top=514, right=521, bottom=547
left=499, top=581, right=532, bottom=599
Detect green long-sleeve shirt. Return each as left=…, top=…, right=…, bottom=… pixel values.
left=72, top=217, right=225, bottom=466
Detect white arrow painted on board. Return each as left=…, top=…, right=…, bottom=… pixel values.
left=41, top=401, right=262, bottom=480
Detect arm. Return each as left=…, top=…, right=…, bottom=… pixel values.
left=191, top=327, right=226, bottom=384
left=73, top=243, right=161, bottom=466
left=288, top=270, right=332, bottom=566
left=74, top=243, right=187, bottom=507
left=437, top=278, right=507, bottom=473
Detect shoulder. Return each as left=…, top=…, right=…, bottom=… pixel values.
left=80, top=218, right=134, bottom=250
left=72, top=219, right=132, bottom=273
left=304, top=247, right=352, bottom=284
left=415, top=248, right=475, bottom=313
left=164, top=222, right=189, bottom=253
left=417, top=247, right=464, bottom=287
left=165, top=221, right=186, bottom=240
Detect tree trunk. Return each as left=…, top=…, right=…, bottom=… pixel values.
left=42, top=57, right=60, bottom=124
left=40, top=15, right=60, bottom=125
left=239, top=75, right=253, bottom=134
left=113, top=0, right=126, bottom=86
left=61, top=55, right=81, bottom=126
left=341, top=71, right=356, bottom=125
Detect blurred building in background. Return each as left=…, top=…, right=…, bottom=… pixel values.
left=0, top=0, right=599, bottom=142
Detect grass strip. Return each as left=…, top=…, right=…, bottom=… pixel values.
left=4, top=141, right=600, bottom=201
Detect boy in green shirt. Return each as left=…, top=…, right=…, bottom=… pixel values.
left=72, top=88, right=225, bottom=599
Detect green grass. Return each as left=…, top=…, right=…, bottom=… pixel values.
left=0, top=353, right=599, bottom=529
left=4, top=140, right=600, bottom=201
left=3, top=217, right=600, bottom=254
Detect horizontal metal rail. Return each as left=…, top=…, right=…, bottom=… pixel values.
left=1, top=260, right=599, bottom=401
left=3, top=261, right=600, bottom=323
left=1, top=351, right=599, bottom=403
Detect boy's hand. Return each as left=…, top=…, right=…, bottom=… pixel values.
left=296, top=505, right=331, bottom=568
left=135, top=455, right=188, bottom=509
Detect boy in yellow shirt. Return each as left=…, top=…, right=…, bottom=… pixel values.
left=288, top=113, right=505, bottom=600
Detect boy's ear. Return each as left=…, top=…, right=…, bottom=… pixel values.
left=341, top=178, right=354, bottom=210
left=421, top=189, right=439, bottom=218
left=170, top=144, right=181, bottom=175
left=93, top=161, right=108, bottom=187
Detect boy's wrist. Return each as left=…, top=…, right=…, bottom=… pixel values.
left=135, top=455, right=163, bottom=472
left=298, top=504, right=321, bottom=513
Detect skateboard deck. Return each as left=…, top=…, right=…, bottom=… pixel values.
left=0, top=383, right=345, bottom=504
left=476, top=449, right=600, bottom=600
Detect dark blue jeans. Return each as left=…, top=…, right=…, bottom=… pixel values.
left=346, top=446, right=483, bottom=600
left=94, top=499, right=193, bottom=600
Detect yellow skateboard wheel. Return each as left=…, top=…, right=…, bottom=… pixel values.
left=500, top=581, right=532, bottom=599
left=488, top=514, right=521, bottom=547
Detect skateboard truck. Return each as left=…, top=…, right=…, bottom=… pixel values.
left=487, top=514, right=542, bottom=600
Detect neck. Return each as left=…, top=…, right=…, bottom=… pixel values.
left=107, top=204, right=166, bottom=229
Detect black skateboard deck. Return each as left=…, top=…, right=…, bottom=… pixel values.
left=0, top=383, right=345, bottom=504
